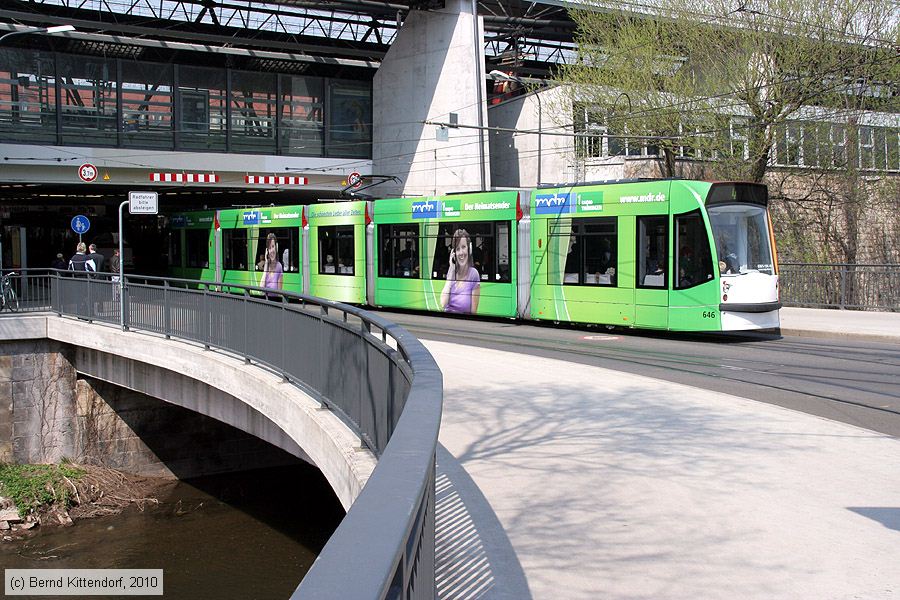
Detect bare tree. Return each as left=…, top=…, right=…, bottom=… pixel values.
left=558, top=0, right=898, bottom=182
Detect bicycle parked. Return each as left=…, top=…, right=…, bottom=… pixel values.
left=1, top=271, right=19, bottom=312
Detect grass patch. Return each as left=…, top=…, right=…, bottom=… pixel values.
left=0, top=463, right=86, bottom=515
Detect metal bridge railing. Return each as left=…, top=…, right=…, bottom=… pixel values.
left=779, top=263, right=900, bottom=311
left=3, top=269, right=441, bottom=600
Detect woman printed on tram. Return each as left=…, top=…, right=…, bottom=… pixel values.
left=260, top=233, right=283, bottom=299
left=440, top=228, right=480, bottom=314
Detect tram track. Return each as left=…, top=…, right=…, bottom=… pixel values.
left=377, top=311, right=900, bottom=438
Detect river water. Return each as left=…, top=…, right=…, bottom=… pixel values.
left=0, top=464, right=345, bottom=599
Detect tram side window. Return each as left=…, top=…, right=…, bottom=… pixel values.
left=549, top=217, right=617, bottom=286
left=379, top=224, right=420, bottom=278
left=675, top=211, right=714, bottom=289
left=223, top=229, right=249, bottom=270
left=637, top=216, right=668, bottom=288
left=254, top=227, right=300, bottom=273
left=168, top=231, right=183, bottom=268
left=318, top=226, right=355, bottom=275
left=185, top=230, right=210, bottom=268
left=428, top=221, right=510, bottom=283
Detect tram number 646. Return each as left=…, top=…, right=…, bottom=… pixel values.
left=702, top=311, right=717, bottom=319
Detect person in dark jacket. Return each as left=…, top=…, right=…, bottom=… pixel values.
left=51, top=253, right=66, bottom=270
left=88, top=243, right=104, bottom=273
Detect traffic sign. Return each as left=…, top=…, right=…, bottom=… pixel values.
left=78, top=163, right=98, bottom=182
left=71, top=215, right=91, bottom=235
left=348, top=172, right=363, bottom=189
left=128, top=191, right=158, bottom=215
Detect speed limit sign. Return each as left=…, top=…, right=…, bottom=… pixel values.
left=78, top=163, right=98, bottom=182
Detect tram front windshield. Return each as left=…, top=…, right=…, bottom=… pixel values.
left=707, top=204, right=774, bottom=275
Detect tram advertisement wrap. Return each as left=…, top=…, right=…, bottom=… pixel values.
left=170, top=207, right=305, bottom=293
left=307, top=201, right=368, bottom=304
left=373, top=191, right=519, bottom=317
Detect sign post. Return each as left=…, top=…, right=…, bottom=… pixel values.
left=119, top=192, right=159, bottom=329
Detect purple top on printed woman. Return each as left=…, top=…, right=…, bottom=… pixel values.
left=445, top=267, right=480, bottom=314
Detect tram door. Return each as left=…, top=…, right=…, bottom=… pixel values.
left=634, top=215, right=669, bottom=329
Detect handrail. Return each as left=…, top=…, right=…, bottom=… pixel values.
left=3, top=269, right=441, bottom=600
left=778, top=263, right=900, bottom=311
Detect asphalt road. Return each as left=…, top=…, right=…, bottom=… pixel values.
left=372, top=309, right=900, bottom=438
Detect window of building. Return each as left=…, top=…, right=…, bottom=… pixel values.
left=178, top=65, right=226, bottom=152
left=121, top=60, right=173, bottom=149
left=888, top=129, right=900, bottom=171
left=254, top=227, right=300, bottom=274
left=379, top=224, right=420, bottom=278
left=58, top=55, right=118, bottom=147
left=674, top=211, right=714, bottom=289
left=327, top=80, right=371, bottom=158
left=775, top=122, right=802, bottom=166
left=729, top=117, right=750, bottom=160
left=858, top=125, right=875, bottom=170
left=428, top=221, right=511, bottom=283
left=831, top=124, right=846, bottom=167
left=185, top=230, right=210, bottom=268
left=231, top=70, right=277, bottom=154
left=223, top=229, right=248, bottom=270
left=874, top=127, right=887, bottom=171
left=318, top=226, right=355, bottom=275
left=574, top=105, right=606, bottom=159
left=637, top=215, right=668, bottom=288
left=281, top=75, right=324, bottom=156
left=548, top=217, right=617, bottom=286
left=0, top=48, right=57, bottom=144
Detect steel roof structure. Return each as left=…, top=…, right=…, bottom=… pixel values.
left=2, top=0, right=578, bottom=77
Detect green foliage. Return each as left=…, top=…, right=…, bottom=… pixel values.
left=0, top=463, right=85, bottom=515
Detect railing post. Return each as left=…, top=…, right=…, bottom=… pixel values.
left=839, top=265, right=847, bottom=310
left=281, top=297, right=288, bottom=381
left=243, top=289, right=250, bottom=363
left=203, top=283, right=210, bottom=349
left=87, top=273, right=93, bottom=322
left=164, top=280, right=171, bottom=338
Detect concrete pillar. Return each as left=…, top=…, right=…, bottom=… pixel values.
left=0, top=340, right=78, bottom=464
left=373, top=0, right=489, bottom=197
left=488, top=86, right=575, bottom=188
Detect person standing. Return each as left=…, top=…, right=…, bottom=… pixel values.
left=88, top=243, right=104, bottom=273
left=110, top=248, right=121, bottom=280
left=68, top=242, right=95, bottom=272
left=51, top=253, right=67, bottom=270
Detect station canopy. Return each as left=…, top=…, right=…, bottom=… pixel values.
left=2, top=0, right=579, bottom=78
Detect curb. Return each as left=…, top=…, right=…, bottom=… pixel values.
left=778, top=328, right=900, bottom=345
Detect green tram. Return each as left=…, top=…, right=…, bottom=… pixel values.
left=168, top=179, right=781, bottom=332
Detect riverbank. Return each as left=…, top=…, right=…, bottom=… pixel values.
left=0, top=463, right=174, bottom=541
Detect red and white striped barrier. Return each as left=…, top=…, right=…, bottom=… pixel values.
left=150, top=172, right=219, bottom=183
left=244, top=175, right=309, bottom=185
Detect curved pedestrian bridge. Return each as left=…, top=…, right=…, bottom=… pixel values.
left=0, top=271, right=442, bottom=600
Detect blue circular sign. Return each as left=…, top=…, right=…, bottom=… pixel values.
left=71, top=215, right=91, bottom=235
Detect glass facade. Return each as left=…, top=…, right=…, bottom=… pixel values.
left=0, top=48, right=372, bottom=158
left=0, top=48, right=57, bottom=144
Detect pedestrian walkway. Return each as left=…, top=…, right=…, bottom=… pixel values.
left=429, top=326, right=900, bottom=599
left=780, top=306, right=900, bottom=343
